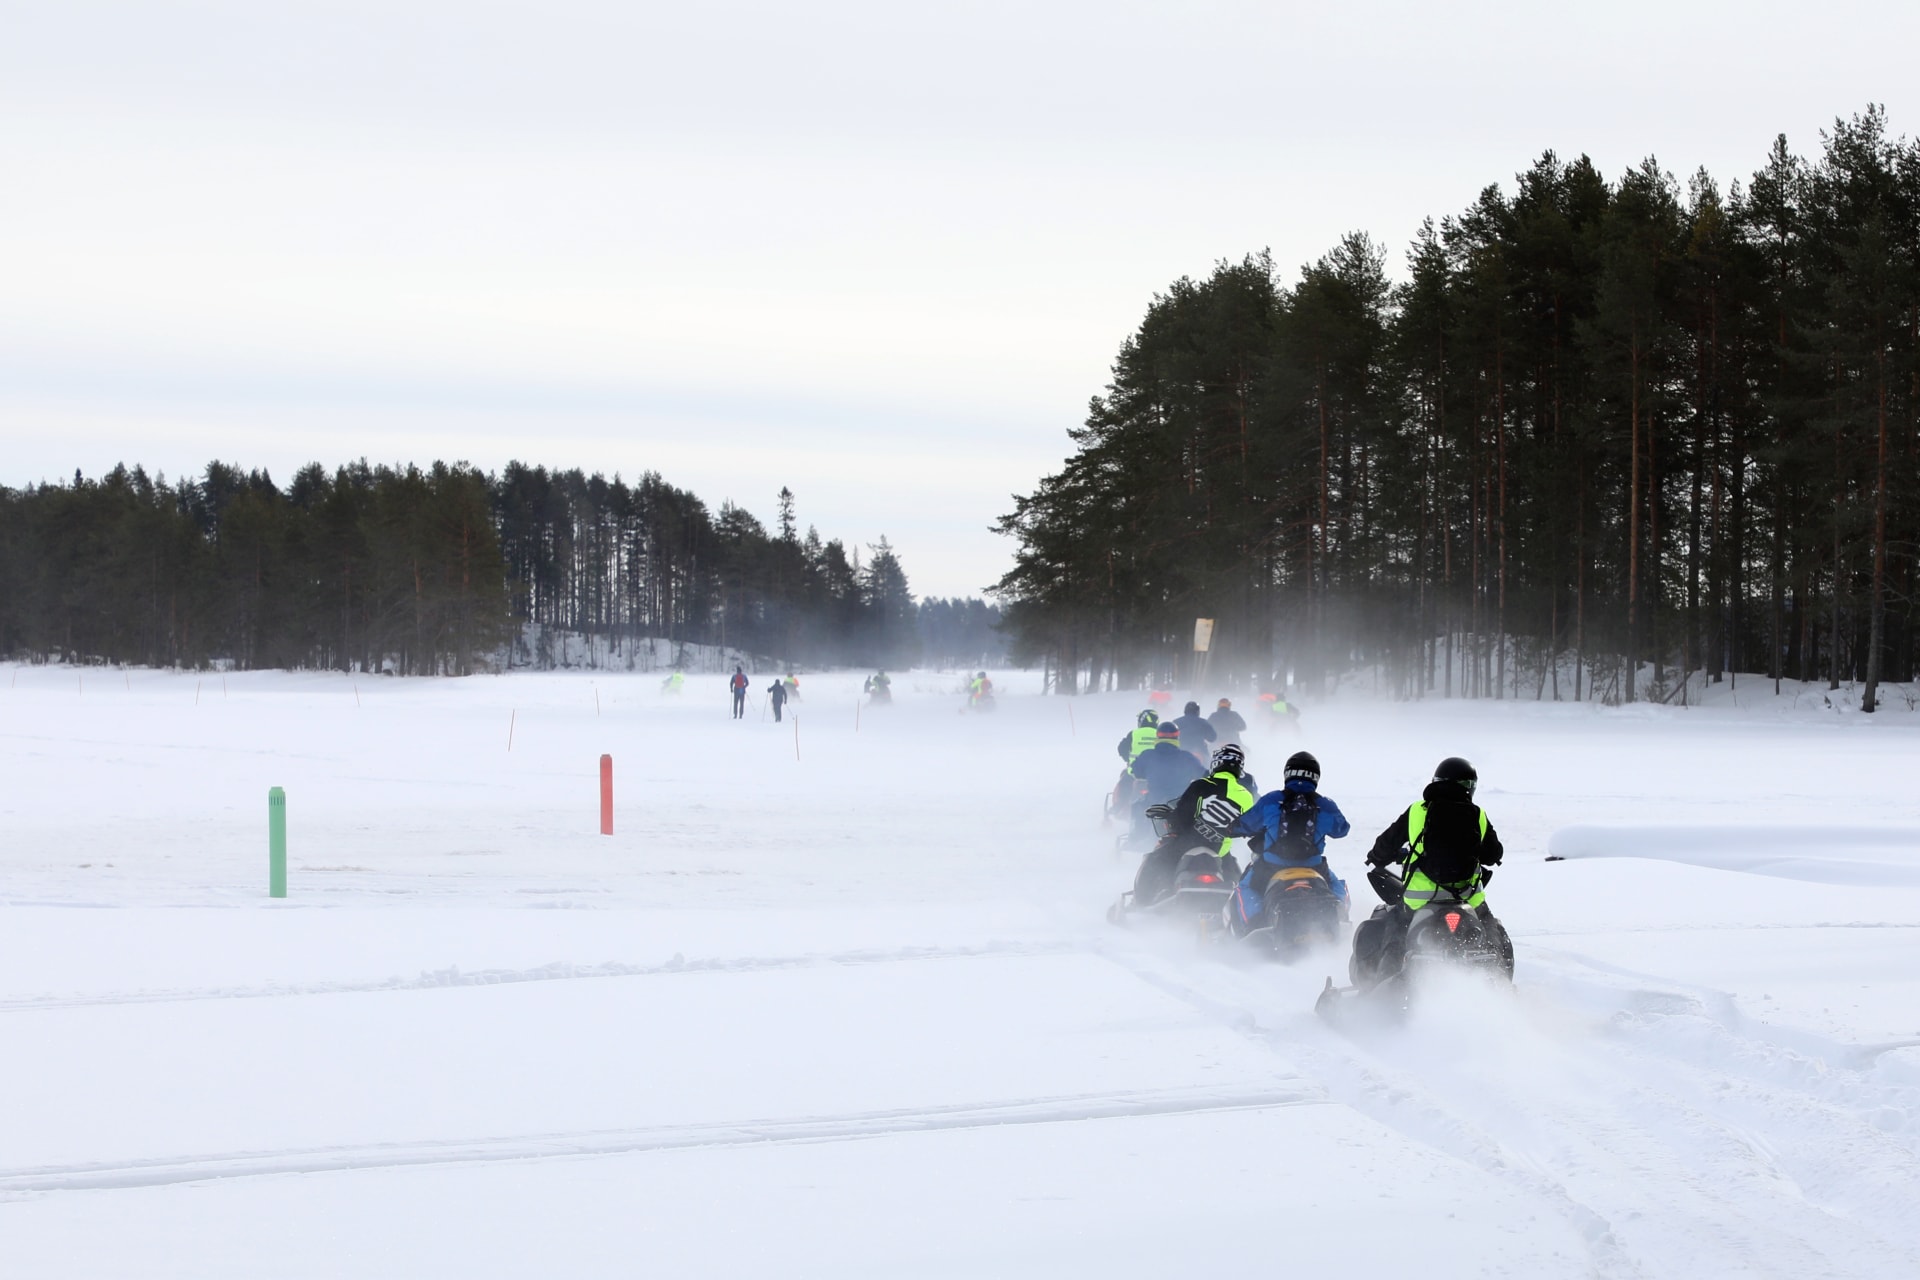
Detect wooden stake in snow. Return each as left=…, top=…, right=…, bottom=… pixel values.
left=1068, top=701, right=1076, bottom=736
left=595, top=687, right=601, bottom=716
left=353, top=681, right=361, bottom=708
left=793, top=714, right=800, bottom=762
left=507, top=709, right=517, bottom=751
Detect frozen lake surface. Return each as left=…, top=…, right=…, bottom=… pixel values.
left=3, top=665, right=1918, bottom=1278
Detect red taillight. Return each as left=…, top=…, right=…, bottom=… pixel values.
left=1195, top=874, right=1217, bottom=884
left=1444, top=912, right=1462, bottom=933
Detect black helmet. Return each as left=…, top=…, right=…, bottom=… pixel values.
left=1136, top=709, right=1160, bottom=728
left=1433, top=756, right=1478, bottom=793
left=1210, top=743, right=1245, bottom=774
left=1184, top=701, right=1200, bottom=716
left=1284, top=750, right=1320, bottom=784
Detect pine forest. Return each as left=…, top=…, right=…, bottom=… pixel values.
left=993, top=108, right=1920, bottom=710
left=0, top=461, right=979, bottom=674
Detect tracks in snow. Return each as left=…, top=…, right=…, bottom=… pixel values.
left=1091, top=932, right=1920, bottom=1280
left=0, top=1083, right=1321, bottom=1197
left=0, top=939, right=1082, bottom=1014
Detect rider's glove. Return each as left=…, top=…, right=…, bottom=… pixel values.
left=1197, top=796, right=1241, bottom=830
left=1365, top=846, right=1397, bottom=869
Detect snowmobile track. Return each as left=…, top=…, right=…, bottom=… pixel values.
left=1093, top=932, right=1920, bottom=1279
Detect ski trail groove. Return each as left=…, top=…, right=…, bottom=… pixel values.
left=0, top=1083, right=1322, bottom=1196
left=0, top=939, right=1081, bottom=1014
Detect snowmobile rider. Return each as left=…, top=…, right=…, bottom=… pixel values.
left=1207, top=697, right=1246, bottom=747
left=968, top=671, right=993, bottom=706
left=1203, top=750, right=1350, bottom=936
left=1172, top=701, right=1218, bottom=762
left=1115, top=709, right=1162, bottom=765
left=1127, top=721, right=1206, bottom=841
left=1361, top=756, right=1512, bottom=965
left=1132, top=744, right=1257, bottom=905
left=1113, top=709, right=1164, bottom=819
left=864, top=671, right=892, bottom=700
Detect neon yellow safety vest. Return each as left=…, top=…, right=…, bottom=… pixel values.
left=1127, top=726, right=1161, bottom=760
left=1202, top=771, right=1256, bottom=857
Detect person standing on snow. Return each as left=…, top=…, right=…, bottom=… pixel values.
left=1133, top=744, right=1258, bottom=905
left=728, top=666, right=749, bottom=719
left=1204, top=749, right=1349, bottom=936
left=1172, top=701, right=1217, bottom=762
left=1359, top=756, right=1511, bottom=974
left=1207, top=697, right=1247, bottom=747
left=767, top=678, right=788, bottom=722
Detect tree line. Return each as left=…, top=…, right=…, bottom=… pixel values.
left=0, top=461, right=946, bottom=674
left=994, top=107, right=1920, bottom=709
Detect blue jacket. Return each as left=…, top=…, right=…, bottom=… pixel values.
left=1229, top=779, right=1350, bottom=865
left=1128, top=741, right=1206, bottom=803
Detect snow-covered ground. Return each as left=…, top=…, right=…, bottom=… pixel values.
left=2, top=664, right=1918, bottom=1278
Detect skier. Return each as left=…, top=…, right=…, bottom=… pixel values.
left=1358, top=756, right=1511, bottom=973
left=766, top=678, right=788, bottom=722
left=1172, top=700, right=1217, bottom=762
left=1126, top=722, right=1206, bottom=843
left=728, top=666, right=749, bottom=719
left=1207, top=697, right=1247, bottom=747
left=1133, top=744, right=1258, bottom=906
left=1204, top=750, right=1350, bottom=936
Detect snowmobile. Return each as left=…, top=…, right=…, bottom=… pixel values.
left=1106, top=843, right=1236, bottom=926
left=866, top=683, right=893, bottom=706
left=1316, top=870, right=1512, bottom=1020
left=1216, top=864, right=1345, bottom=961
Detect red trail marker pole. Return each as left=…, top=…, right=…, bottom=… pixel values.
left=599, top=754, right=614, bottom=835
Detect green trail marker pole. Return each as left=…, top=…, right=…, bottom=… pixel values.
left=268, top=786, right=287, bottom=898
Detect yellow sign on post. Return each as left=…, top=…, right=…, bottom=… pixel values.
left=1193, top=618, right=1215, bottom=652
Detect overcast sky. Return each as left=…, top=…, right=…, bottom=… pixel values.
left=3, top=1, right=1916, bottom=596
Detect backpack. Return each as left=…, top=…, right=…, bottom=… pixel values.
left=1411, top=799, right=1483, bottom=885
left=1264, top=789, right=1321, bottom=863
